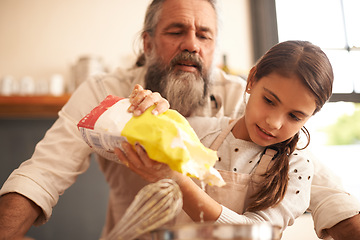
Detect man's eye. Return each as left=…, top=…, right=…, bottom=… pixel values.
left=197, top=33, right=212, bottom=40
left=198, top=34, right=209, bottom=39
left=168, top=32, right=181, bottom=35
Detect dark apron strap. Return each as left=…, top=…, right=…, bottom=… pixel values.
left=254, top=148, right=277, bottom=175
left=209, top=119, right=238, bottom=151
left=244, top=148, right=277, bottom=211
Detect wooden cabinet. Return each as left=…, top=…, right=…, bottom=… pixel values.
left=0, top=95, right=71, bottom=118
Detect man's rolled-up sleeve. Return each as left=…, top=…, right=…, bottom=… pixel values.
left=307, top=149, right=360, bottom=238
left=0, top=110, right=93, bottom=225
left=311, top=185, right=360, bottom=238
left=0, top=79, right=102, bottom=225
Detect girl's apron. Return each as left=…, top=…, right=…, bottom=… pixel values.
left=174, top=119, right=277, bottom=224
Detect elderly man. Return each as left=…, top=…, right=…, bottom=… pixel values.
left=0, top=0, right=359, bottom=239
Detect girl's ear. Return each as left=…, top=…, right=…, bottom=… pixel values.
left=246, top=67, right=257, bottom=93
left=143, top=32, right=153, bottom=55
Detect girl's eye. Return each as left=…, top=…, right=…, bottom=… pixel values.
left=289, top=113, right=301, bottom=122
left=264, top=96, right=274, bottom=105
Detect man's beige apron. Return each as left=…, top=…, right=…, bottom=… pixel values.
left=174, top=119, right=277, bottom=224
left=102, top=120, right=277, bottom=236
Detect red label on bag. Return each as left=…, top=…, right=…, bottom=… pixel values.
left=77, top=95, right=124, bottom=130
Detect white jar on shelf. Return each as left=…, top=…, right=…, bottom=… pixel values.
left=1, top=75, right=17, bottom=96
left=49, top=74, right=64, bottom=96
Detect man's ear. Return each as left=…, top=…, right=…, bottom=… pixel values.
left=143, top=32, right=153, bottom=55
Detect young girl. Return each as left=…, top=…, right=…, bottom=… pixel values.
left=116, top=40, right=334, bottom=231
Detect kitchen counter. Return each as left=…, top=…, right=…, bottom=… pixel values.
left=0, top=94, right=71, bottom=118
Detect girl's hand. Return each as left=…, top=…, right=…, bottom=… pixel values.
left=114, top=141, right=182, bottom=183
left=128, top=84, right=170, bottom=116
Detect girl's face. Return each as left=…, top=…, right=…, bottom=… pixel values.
left=236, top=72, right=317, bottom=147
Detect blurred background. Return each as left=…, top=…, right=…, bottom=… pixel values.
left=0, top=0, right=359, bottom=239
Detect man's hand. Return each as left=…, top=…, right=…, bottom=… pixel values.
left=327, top=214, right=360, bottom=240
left=115, top=141, right=180, bottom=184
left=0, top=193, right=41, bottom=240
left=114, top=142, right=222, bottom=223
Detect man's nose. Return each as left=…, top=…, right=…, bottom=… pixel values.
left=180, top=32, right=200, bottom=53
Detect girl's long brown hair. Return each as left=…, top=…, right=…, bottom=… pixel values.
left=246, top=40, right=334, bottom=212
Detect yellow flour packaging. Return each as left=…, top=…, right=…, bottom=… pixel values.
left=77, top=95, right=225, bottom=187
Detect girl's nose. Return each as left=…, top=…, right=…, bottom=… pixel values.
left=265, top=114, right=283, bottom=130
left=180, top=32, right=200, bottom=53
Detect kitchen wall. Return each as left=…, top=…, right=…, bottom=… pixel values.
left=0, top=0, right=253, bottom=92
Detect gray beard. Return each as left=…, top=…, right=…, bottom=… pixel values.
left=144, top=52, right=211, bottom=117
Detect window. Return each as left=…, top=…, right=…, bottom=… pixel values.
left=275, top=0, right=360, bottom=99
left=275, top=0, right=360, bottom=200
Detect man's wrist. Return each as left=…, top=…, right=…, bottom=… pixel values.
left=0, top=193, right=41, bottom=239
left=326, top=213, right=360, bottom=240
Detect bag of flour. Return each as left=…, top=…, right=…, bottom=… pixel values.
left=77, top=95, right=225, bottom=187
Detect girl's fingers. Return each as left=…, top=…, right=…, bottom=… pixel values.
left=128, top=84, right=148, bottom=112
left=128, top=84, right=144, bottom=98
left=152, top=100, right=170, bottom=115
left=149, top=92, right=170, bottom=115
left=129, top=90, right=152, bottom=111
left=133, top=93, right=169, bottom=116
left=128, top=85, right=169, bottom=116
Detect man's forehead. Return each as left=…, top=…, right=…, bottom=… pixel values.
left=158, top=0, right=217, bottom=31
